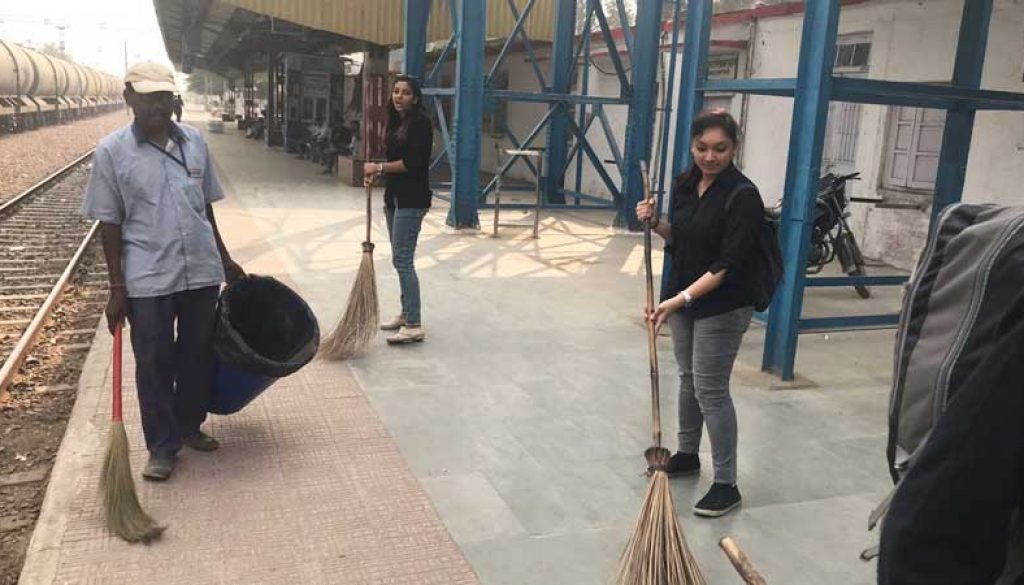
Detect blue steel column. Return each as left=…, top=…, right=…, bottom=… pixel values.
left=655, top=0, right=684, bottom=212
left=403, top=0, right=431, bottom=79
left=617, top=0, right=664, bottom=229
left=669, top=0, right=712, bottom=181
left=660, top=0, right=712, bottom=291
left=448, top=0, right=486, bottom=229
left=762, top=0, right=841, bottom=380
left=574, top=16, right=593, bottom=202
left=543, top=0, right=578, bottom=205
left=931, top=0, right=994, bottom=228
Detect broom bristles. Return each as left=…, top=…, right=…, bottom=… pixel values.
left=614, top=469, right=706, bottom=585
left=100, top=421, right=165, bottom=543
left=321, top=249, right=379, bottom=360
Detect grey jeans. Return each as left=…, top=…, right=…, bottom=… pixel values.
left=668, top=306, right=753, bottom=484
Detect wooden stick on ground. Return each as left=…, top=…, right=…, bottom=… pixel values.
left=719, top=537, right=768, bottom=585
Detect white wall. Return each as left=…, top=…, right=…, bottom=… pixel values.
left=446, top=0, right=1024, bottom=262
left=739, top=0, right=1024, bottom=270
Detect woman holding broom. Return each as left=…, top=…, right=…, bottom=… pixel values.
left=363, top=75, right=433, bottom=345
left=635, top=109, right=765, bottom=518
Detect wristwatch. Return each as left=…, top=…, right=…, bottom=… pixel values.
left=377, top=163, right=384, bottom=174
left=681, top=290, right=694, bottom=306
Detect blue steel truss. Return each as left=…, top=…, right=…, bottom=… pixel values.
left=407, top=0, right=668, bottom=225
left=670, top=0, right=1019, bottom=380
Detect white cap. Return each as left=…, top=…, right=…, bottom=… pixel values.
left=124, top=61, right=177, bottom=94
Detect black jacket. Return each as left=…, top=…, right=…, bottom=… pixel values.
left=664, top=163, right=765, bottom=318
left=384, top=115, right=433, bottom=209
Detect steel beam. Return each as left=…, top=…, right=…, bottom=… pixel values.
left=448, top=0, right=486, bottom=228
left=617, top=0, right=664, bottom=229
left=592, top=0, right=631, bottom=94
left=574, top=5, right=595, bottom=200
left=494, top=0, right=547, bottom=89
left=705, top=76, right=1024, bottom=110
left=702, top=78, right=796, bottom=97
left=567, top=117, right=623, bottom=203
left=615, top=0, right=634, bottom=57
left=805, top=275, right=909, bottom=287
left=762, top=0, right=841, bottom=380
left=670, top=0, right=713, bottom=182
left=488, top=90, right=628, bottom=105
left=542, top=0, right=578, bottom=206
left=403, top=0, right=431, bottom=78
left=932, top=0, right=995, bottom=227
left=427, top=34, right=456, bottom=87
left=798, top=314, right=900, bottom=333
left=655, top=0, right=684, bottom=214
left=662, top=0, right=712, bottom=293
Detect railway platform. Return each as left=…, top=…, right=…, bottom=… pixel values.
left=19, top=112, right=900, bottom=585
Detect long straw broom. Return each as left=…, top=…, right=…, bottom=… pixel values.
left=614, top=163, right=705, bottom=585
left=100, top=326, right=165, bottom=543
left=321, top=180, right=380, bottom=360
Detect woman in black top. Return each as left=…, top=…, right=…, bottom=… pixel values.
left=636, top=110, right=765, bottom=518
left=363, top=75, right=433, bottom=345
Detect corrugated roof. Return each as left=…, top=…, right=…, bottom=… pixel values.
left=221, top=0, right=557, bottom=46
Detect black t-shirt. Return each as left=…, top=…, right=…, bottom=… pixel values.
left=384, top=115, right=433, bottom=209
left=664, top=163, right=765, bottom=318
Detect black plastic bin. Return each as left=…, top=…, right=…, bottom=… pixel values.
left=209, top=275, right=320, bottom=414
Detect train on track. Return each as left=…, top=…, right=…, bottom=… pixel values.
left=0, top=37, right=123, bottom=133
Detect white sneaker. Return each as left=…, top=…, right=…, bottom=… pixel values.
left=380, top=315, right=406, bottom=331
left=386, top=326, right=426, bottom=345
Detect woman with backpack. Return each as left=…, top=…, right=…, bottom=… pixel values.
left=363, top=75, right=433, bottom=345
left=635, top=109, right=767, bottom=518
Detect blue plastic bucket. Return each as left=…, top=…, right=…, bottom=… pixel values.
left=208, top=275, right=320, bottom=415
left=209, top=362, right=277, bottom=415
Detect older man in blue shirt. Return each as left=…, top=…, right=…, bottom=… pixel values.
left=83, top=61, right=244, bottom=481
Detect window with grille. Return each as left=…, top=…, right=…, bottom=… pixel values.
left=822, top=34, right=871, bottom=171
left=883, top=107, right=946, bottom=191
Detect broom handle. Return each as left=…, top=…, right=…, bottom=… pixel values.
left=365, top=182, right=373, bottom=244
left=640, top=163, right=661, bottom=448
left=112, top=326, right=123, bottom=423
left=719, top=538, right=768, bottom=585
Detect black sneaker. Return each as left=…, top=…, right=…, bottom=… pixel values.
left=665, top=452, right=700, bottom=476
left=693, top=483, right=742, bottom=517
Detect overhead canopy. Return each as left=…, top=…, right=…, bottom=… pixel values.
left=154, top=0, right=370, bottom=80
left=220, top=0, right=558, bottom=46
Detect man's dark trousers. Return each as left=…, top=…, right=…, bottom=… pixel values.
left=128, top=286, right=219, bottom=459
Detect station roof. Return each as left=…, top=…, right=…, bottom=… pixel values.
left=154, top=0, right=371, bottom=80
left=154, top=0, right=558, bottom=79
left=219, top=0, right=557, bottom=46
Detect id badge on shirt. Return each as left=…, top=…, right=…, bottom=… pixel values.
left=187, top=167, right=203, bottom=179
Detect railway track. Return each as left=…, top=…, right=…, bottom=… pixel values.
left=0, top=150, right=107, bottom=402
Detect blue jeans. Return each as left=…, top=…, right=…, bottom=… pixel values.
left=385, top=206, right=427, bottom=326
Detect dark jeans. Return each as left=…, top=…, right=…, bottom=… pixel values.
left=128, top=286, right=219, bottom=459
left=385, top=206, right=427, bottom=326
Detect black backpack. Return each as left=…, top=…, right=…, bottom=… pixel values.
left=725, top=182, right=784, bottom=312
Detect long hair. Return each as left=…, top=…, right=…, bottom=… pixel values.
left=386, top=75, right=428, bottom=146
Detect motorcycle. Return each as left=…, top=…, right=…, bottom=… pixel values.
left=767, top=172, right=871, bottom=299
